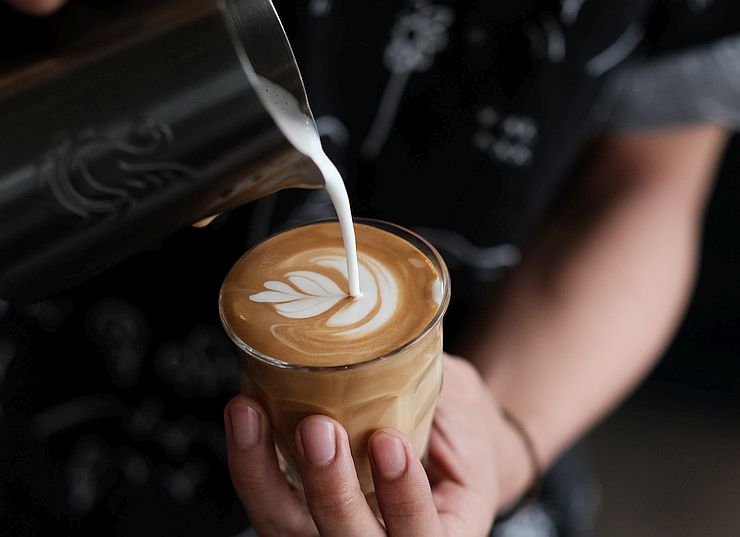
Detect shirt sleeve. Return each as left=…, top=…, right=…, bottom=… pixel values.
left=603, top=34, right=740, bottom=131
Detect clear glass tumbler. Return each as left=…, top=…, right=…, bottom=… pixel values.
left=219, top=219, right=450, bottom=499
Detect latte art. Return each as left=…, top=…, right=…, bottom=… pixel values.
left=250, top=268, right=348, bottom=320
left=250, top=251, right=400, bottom=341
left=220, top=222, right=444, bottom=365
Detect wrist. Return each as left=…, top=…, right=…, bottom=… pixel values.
left=494, top=408, right=542, bottom=511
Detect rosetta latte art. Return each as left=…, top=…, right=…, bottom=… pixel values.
left=220, top=222, right=443, bottom=365
left=249, top=254, right=397, bottom=337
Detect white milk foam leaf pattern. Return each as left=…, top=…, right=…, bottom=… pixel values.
left=255, top=76, right=361, bottom=297
left=220, top=222, right=442, bottom=366
left=250, top=270, right=345, bottom=319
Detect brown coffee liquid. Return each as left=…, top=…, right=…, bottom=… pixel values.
left=219, top=222, right=442, bottom=366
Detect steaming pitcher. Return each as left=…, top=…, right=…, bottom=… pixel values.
left=0, top=0, right=322, bottom=300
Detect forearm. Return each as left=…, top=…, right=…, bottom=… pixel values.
left=469, top=125, right=728, bottom=500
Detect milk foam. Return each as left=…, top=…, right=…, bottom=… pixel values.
left=220, top=222, right=444, bottom=365
left=249, top=252, right=399, bottom=337
left=256, top=77, right=361, bottom=297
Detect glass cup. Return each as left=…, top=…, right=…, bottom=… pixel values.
left=219, top=219, right=450, bottom=500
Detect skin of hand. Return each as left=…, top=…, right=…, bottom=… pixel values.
left=224, top=354, right=530, bottom=537
left=5, top=0, right=66, bottom=15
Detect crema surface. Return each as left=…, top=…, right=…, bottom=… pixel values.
left=220, top=222, right=443, bottom=365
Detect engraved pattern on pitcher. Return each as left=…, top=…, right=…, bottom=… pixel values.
left=43, top=120, right=200, bottom=222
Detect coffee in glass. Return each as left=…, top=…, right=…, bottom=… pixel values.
left=219, top=219, right=450, bottom=498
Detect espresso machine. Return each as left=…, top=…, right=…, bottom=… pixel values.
left=0, top=0, right=322, bottom=301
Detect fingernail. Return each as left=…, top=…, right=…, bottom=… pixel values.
left=299, top=417, right=336, bottom=465
left=371, top=432, right=407, bottom=479
left=230, top=403, right=260, bottom=449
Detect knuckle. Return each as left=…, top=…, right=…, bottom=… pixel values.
left=307, top=484, right=364, bottom=520
left=244, top=496, right=314, bottom=537
left=261, top=516, right=312, bottom=537
left=379, top=473, right=429, bottom=518
left=231, top=469, right=264, bottom=498
left=384, top=493, right=425, bottom=518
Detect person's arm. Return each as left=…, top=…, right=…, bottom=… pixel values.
left=469, top=124, right=730, bottom=503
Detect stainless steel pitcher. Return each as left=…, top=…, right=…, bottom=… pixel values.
left=0, top=0, right=323, bottom=300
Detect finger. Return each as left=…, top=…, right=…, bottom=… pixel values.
left=6, top=0, right=66, bottom=15
left=369, top=429, right=444, bottom=537
left=433, top=481, right=494, bottom=537
left=296, top=416, right=384, bottom=537
left=427, top=427, right=497, bottom=535
left=225, top=396, right=315, bottom=537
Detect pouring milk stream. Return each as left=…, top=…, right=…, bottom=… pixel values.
left=256, top=77, right=362, bottom=298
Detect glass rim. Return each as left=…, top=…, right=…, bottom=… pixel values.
left=218, top=217, right=451, bottom=372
